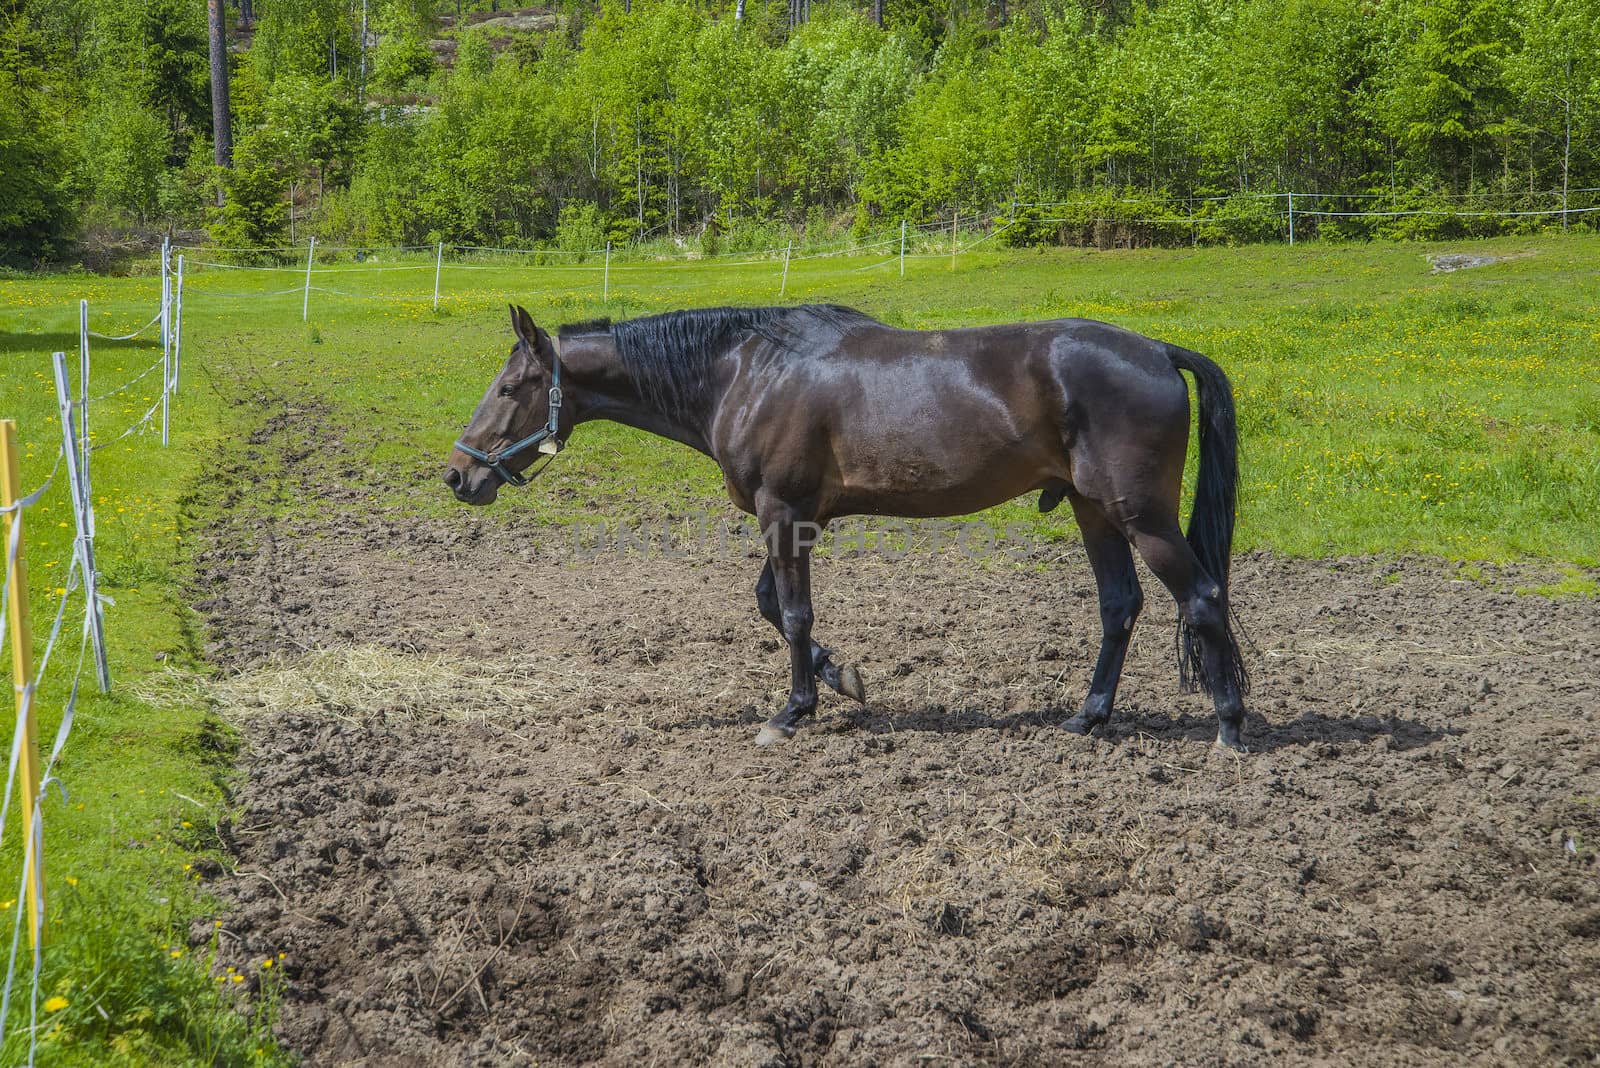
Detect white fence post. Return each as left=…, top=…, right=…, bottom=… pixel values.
left=780, top=240, right=792, bottom=299
left=161, top=343, right=170, bottom=446
left=160, top=238, right=171, bottom=371
left=173, top=254, right=185, bottom=393
left=1287, top=191, right=1295, bottom=246
left=433, top=241, right=443, bottom=311
left=302, top=236, right=316, bottom=322
left=52, top=353, right=111, bottom=692
left=161, top=251, right=171, bottom=446
left=900, top=219, right=906, bottom=278
left=78, top=300, right=90, bottom=506
left=603, top=241, right=611, bottom=303
left=950, top=208, right=958, bottom=271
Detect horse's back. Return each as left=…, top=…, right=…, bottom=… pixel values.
left=714, top=313, right=1190, bottom=518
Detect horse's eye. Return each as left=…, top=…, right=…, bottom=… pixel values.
left=499, top=384, right=516, bottom=398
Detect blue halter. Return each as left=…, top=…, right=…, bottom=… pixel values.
left=454, top=355, right=564, bottom=487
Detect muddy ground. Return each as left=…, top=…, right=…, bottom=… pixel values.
left=186, top=411, right=1600, bottom=1066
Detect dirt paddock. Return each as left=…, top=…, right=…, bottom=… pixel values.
left=187, top=426, right=1600, bottom=1066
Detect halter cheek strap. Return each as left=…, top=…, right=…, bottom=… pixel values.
left=454, top=354, right=564, bottom=488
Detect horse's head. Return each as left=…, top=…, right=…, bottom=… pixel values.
left=443, top=304, right=568, bottom=506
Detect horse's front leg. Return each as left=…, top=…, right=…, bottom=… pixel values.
left=755, top=561, right=865, bottom=704
left=754, top=514, right=820, bottom=747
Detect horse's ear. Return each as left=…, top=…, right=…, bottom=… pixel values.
left=511, top=305, right=555, bottom=367
left=509, top=304, right=538, bottom=346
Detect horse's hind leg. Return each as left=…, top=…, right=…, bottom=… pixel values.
left=1061, top=495, right=1143, bottom=736
left=756, top=561, right=866, bottom=703
left=1128, top=523, right=1248, bottom=751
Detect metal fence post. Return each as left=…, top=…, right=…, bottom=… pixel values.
left=302, top=236, right=316, bottom=322
left=160, top=238, right=171, bottom=372
left=161, top=265, right=171, bottom=445
left=433, top=240, right=443, bottom=311
left=1288, top=191, right=1295, bottom=246
left=78, top=300, right=90, bottom=500
left=51, top=353, right=111, bottom=693
left=780, top=240, right=792, bottom=299
left=603, top=241, right=611, bottom=303
left=900, top=219, right=906, bottom=278
left=173, top=254, right=185, bottom=393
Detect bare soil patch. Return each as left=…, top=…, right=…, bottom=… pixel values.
left=187, top=413, right=1600, bottom=1066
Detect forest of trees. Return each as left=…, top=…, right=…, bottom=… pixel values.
left=2, top=0, right=1598, bottom=265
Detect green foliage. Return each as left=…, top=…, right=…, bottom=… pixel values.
left=82, top=0, right=212, bottom=150
left=1370, top=0, right=1515, bottom=183
left=132, top=0, right=212, bottom=155
left=260, top=73, right=361, bottom=194
left=83, top=88, right=174, bottom=225
left=371, top=5, right=437, bottom=97
left=454, top=28, right=494, bottom=81
left=10, top=0, right=1600, bottom=262
left=211, top=131, right=292, bottom=249
left=789, top=10, right=918, bottom=208
left=1505, top=0, right=1600, bottom=192
left=252, top=0, right=358, bottom=85
left=0, top=91, right=80, bottom=266
left=555, top=200, right=608, bottom=253
left=344, top=115, right=425, bottom=244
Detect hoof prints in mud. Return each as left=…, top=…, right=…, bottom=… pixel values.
left=196, top=506, right=1600, bottom=1066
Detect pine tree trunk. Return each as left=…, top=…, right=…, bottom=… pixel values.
left=208, top=0, right=232, bottom=206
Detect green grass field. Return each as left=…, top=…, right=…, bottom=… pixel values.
left=157, top=233, right=1600, bottom=560
left=1, top=234, right=1598, bottom=1061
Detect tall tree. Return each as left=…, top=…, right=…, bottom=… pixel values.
left=1371, top=0, right=1515, bottom=191
left=1507, top=0, right=1600, bottom=221
left=1, top=0, right=80, bottom=262
left=208, top=0, right=233, bottom=203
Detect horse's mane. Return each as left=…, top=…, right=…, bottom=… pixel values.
left=559, top=304, right=876, bottom=421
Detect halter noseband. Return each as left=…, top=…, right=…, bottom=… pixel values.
left=453, top=353, right=564, bottom=488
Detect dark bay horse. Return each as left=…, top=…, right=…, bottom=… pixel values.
left=444, top=304, right=1251, bottom=749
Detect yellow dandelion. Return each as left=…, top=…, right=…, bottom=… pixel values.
left=42, top=997, right=68, bottom=1013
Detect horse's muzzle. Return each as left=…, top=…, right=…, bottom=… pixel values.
left=443, top=463, right=498, bottom=506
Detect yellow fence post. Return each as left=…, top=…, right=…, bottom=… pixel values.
left=0, top=420, right=45, bottom=949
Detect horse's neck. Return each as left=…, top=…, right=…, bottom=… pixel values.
left=569, top=343, right=720, bottom=457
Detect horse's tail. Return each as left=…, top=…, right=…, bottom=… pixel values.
left=1166, top=344, right=1249, bottom=696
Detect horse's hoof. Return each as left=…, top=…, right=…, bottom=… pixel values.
left=754, top=723, right=795, bottom=747
left=1215, top=731, right=1249, bottom=754
left=838, top=665, right=866, bottom=704
left=1059, top=713, right=1099, bottom=736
